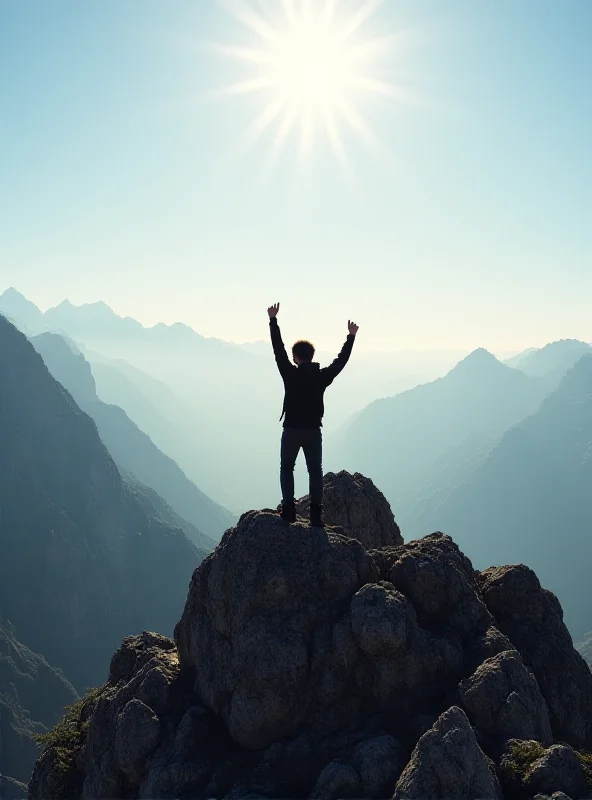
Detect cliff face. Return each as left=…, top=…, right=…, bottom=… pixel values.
left=29, top=473, right=592, bottom=800
left=0, top=315, right=204, bottom=691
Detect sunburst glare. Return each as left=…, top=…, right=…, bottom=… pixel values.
left=211, top=0, right=411, bottom=171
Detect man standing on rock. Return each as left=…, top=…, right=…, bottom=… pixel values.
left=267, top=302, right=358, bottom=527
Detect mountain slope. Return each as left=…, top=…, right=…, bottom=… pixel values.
left=0, top=288, right=45, bottom=334
left=0, top=314, right=204, bottom=690
left=509, top=339, right=591, bottom=385
left=419, top=353, right=592, bottom=637
left=0, top=618, right=77, bottom=785
left=330, top=348, right=549, bottom=516
left=32, top=332, right=233, bottom=543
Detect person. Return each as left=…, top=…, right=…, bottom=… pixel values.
left=267, top=302, right=358, bottom=527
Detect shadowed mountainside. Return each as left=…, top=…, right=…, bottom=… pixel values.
left=330, top=348, right=549, bottom=520
left=31, top=332, right=233, bottom=544
left=415, top=354, right=592, bottom=638
left=0, top=618, right=77, bottom=787
left=0, top=314, right=205, bottom=692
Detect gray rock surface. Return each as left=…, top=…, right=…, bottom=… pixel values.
left=500, top=739, right=588, bottom=798
left=350, top=733, right=407, bottom=797
left=479, top=564, right=592, bottom=748
left=460, top=649, right=553, bottom=748
left=175, top=513, right=476, bottom=750
left=28, top=486, right=592, bottom=800
left=295, top=471, right=403, bottom=548
left=309, top=761, right=362, bottom=799
left=393, top=706, right=503, bottom=800
left=525, top=745, right=586, bottom=797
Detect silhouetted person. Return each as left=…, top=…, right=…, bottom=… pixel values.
left=267, top=302, right=358, bottom=526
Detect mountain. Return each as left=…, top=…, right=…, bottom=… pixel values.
left=0, top=618, right=77, bottom=786
left=31, top=332, right=233, bottom=544
left=0, top=313, right=204, bottom=690
left=330, top=348, right=549, bottom=521
left=0, top=288, right=44, bottom=334
left=509, top=339, right=591, bottom=385
left=417, top=353, right=592, bottom=637
left=504, top=347, right=537, bottom=369
left=30, top=473, right=592, bottom=800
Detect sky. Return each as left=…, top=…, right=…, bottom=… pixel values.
left=0, top=0, right=591, bottom=351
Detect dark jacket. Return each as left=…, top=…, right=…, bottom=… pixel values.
left=269, top=317, right=355, bottom=429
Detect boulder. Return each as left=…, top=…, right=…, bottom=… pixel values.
left=525, top=745, right=586, bottom=797
left=81, top=633, right=179, bottom=799
left=295, top=471, right=403, bottom=548
left=478, top=565, right=592, bottom=748
left=459, top=649, right=553, bottom=748
left=393, top=706, right=503, bottom=800
left=350, top=733, right=407, bottom=797
left=31, top=487, right=592, bottom=800
left=500, top=739, right=588, bottom=798
left=175, top=513, right=471, bottom=750
left=309, top=762, right=362, bottom=799
left=382, top=533, right=491, bottom=636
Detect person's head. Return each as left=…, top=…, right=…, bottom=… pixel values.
left=292, top=339, right=315, bottom=365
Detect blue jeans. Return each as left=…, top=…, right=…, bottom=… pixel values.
left=280, top=427, right=323, bottom=505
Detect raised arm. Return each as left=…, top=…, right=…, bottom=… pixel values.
left=268, top=302, right=293, bottom=378
left=321, top=320, right=359, bottom=386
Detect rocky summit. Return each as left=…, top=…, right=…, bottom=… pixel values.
left=30, top=473, right=592, bottom=799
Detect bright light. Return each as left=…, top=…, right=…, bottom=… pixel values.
left=212, top=0, right=411, bottom=169
left=268, top=20, right=354, bottom=111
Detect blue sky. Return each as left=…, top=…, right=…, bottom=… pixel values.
left=1, top=0, right=590, bottom=351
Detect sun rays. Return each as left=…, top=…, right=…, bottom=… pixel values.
left=210, top=0, right=411, bottom=172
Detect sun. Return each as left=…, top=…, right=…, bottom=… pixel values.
left=212, top=0, right=409, bottom=169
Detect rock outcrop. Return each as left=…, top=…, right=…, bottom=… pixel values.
left=29, top=473, right=592, bottom=799
left=478, top=564, right=592, bottom=749
left=393, top=706, right=502, bottom=799
left=295, top=471, right=402, bottom=549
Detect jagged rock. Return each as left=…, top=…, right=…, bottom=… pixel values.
left=310, top=761, right=362, bottom=799
left=176, top=511, right=380, bottom=749
left=393, top=706, right=503, bottom=800
left=295, top=471, right=403, bottom=548
left=465, top=625, right=515, bottom=673
left=459, top=649, right=553, bottom=749
left=81, top=633, right=180, bottom=799
left=350, top=733, right=407, bottom=797
left=30, top=490, right=592, bottom=800
left=175, top=513, right=474, bottom=750
left=115, top=699, right=161, bottom=778
left=478, top=565, right=592, bottom=748
left=500, top=740, right=587, bottom=798
left=525, top=745, right=586, bottom=797
left=381, top=533, right=491, bottom=636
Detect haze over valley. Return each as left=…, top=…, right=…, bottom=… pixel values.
left=1, top=0, right=591, bottom=794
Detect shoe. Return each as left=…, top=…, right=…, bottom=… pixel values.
left=280, top=500, right=296, bottom=523
left=310, top=503, right=325, bottom=528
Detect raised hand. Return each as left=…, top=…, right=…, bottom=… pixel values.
left=348, top=320, right=359, bottom=336
left=267, top=302, right=280, bottom=319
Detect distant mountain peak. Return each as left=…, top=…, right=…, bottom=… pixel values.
left=1, top=287, right=29, bottom=301
left=0, top=288, right=43, bottom=330
left=448, top=348, right=506, bottom=378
